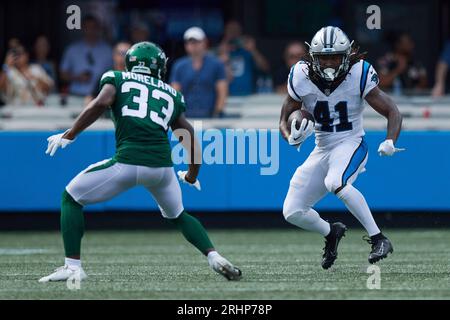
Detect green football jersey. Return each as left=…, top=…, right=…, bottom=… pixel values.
left=99, top=70, right=186, bottom=167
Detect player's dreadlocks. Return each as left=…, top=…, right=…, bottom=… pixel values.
left=301, top=43, right=368, bottom=87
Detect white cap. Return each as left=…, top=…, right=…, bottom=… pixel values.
left=183, top=27, right=206, bottom=41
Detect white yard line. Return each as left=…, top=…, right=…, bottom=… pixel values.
left=0, top=249, right=52, bottom=255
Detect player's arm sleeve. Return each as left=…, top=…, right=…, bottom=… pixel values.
left=361, top=63, right=379, bottom=99
left=287, top=63, right=302, bottom=102
left=99, top=70, right=116, bottom=91
left=174, top=92, right=187, bottom=120
left=98, top=71, right=117, bottom=107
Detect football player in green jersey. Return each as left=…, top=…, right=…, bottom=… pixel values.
left=39, top=42, right=242, bottom=283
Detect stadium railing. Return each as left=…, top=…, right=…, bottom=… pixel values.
left=1, top=94, right=450, bottom=130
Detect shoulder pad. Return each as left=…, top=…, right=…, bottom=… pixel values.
left=288, top=61, right=312, bottom=99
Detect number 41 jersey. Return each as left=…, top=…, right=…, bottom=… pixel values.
left=100, top=70, right=186, bottom=167
left=287, top=59, right=379, bottom=148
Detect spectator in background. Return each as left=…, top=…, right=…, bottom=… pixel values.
left=218, top=20, right=270, bottom=96
left=0, top=38, right=22, bottom=107
left=431, top=40, right=450, bottom=97
left=130, top=22, right=151, bottom=44
left=377, top=32, right=427, bottom=93
left=87, top=42, right=131, bottom=102
left=170, top=27, right=228, bottom=118
left=0, top=44, right=54, bottom=106
left=274, top=41, right=306, bottom=94
left=216, top=43, right=234, bottom=83
left=33, top=35, right=57, bottom=85
left=60, top=15, right=112, bottom=97
left=8, top=38, right=22, bottom=50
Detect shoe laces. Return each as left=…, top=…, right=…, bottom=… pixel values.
left=363, top=235, right=377, bottom=249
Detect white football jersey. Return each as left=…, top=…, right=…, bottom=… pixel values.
left=287, top=59, right=379, bottom=148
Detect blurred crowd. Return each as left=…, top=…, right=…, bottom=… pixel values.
left=1, top=15, right=449, bottom=118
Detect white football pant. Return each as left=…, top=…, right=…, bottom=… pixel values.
left=283, top=137, right=373, bottom=235
left=66, top=159, right=184, bottom=219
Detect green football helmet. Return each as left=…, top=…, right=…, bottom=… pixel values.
left=125, top=42, right=168, bottom=79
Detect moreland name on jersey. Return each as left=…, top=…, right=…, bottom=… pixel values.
left=100, top=70, right=186, bottom=167
left=287, top=60, right=379, bottom=148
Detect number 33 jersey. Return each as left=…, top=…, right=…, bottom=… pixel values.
left=287, top=59, right=379, bottom=148
left=100, top=70, right=186, bottom=167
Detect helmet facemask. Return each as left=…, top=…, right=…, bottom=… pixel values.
left=310, top=49, right=351, bottom=82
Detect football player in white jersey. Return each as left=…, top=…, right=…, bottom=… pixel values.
left=279, top=26, right=403, bottom=269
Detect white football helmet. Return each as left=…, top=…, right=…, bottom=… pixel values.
left=306, top=26, right=354, bottom=82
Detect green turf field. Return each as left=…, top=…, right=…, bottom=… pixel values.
left=1, top=229, right=450, bottom=299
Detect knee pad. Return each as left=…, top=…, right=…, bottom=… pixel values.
left=324, top=175, right=342, bottom=194
left=283, top=197, right=306, bottom=221
left=283, top=208, right=309, bottom=224
left=163, top=208, right=184, bottom=220
left=284, top=209, right=319, bottom=229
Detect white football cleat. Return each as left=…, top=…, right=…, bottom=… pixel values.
left=38, top=265, right=87, bottom=283
left=207, top=252, right=242, bottom=281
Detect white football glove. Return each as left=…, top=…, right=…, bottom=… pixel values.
left=288, top=118, right=314, bottom=147
left=177, top=170, right=201, bottom=191
left=377, top=139, right=405, bottom=156
left=45, top=130, right=75, bottom=156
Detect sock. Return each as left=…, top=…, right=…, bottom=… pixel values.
left=65, top=257, right=81, bottom=268
left=325, top=226, right=335, bottom=240
left=169, top=211, right=215, bottom=256
left=61, top=190, right=85, bottom=257
left=337, top=184, right=381, bottom=236
left=370, top=232, right=386, bottom=242
left=207, top=251, right=221, bottom=267
left=207, top=251, right=219, bottom=259
left=285, top=208, right=331, bottom=237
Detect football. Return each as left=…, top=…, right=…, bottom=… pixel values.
left=288, top=109, right=315, bottom=133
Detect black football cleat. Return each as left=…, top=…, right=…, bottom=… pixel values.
left=321, top=222, right=347, bottom=269
left=364, top=235, right=394, bottom=264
